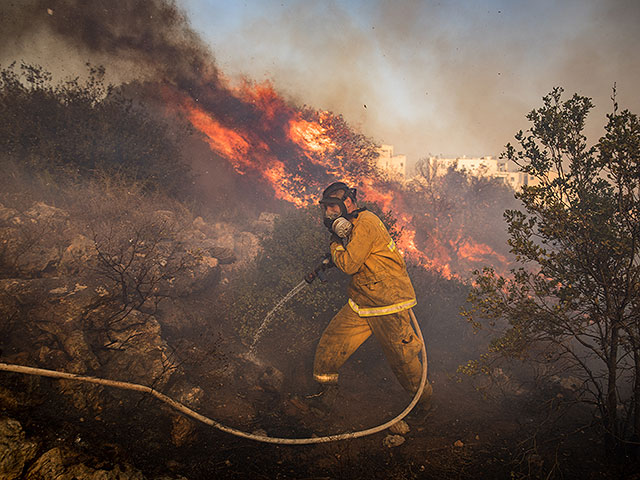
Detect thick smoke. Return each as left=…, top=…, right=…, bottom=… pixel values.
left=6, top=0, right=640, bottom=163
left=1, top=1, right=337, bottom=208
left=186, top=0, right=640, bottom=162
left=0, top=0, right=521, bottom=277
left=0, top=0, right=261, bottom=127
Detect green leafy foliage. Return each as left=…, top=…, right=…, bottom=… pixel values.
left=464, top=86, right=640, bottom=450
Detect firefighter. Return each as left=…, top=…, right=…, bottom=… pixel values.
left=311, top=181, right=433, bottom=418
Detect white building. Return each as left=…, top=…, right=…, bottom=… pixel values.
left=377, top=145, right=406, bottom=178
left=426, top=155, right=555, bottom=190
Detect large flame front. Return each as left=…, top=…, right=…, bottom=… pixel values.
left=172, top=80, right=508, bottom=279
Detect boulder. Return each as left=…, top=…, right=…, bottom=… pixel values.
left=26, top=447, right=146, bottom=480
left=0, top=202, right=70, bottom=276
left=383, top=434, right=405, bottom=448
left=59, top=234, right=97, bottom=274
left=189, top=218, right=259, bottom=266
left=23, top=447, right=66, bottom=479
left=0, top=278, right=101, bottom=372
left=0, top=417, right=39, bottom=480
left=24, top=202, right=69, bottom=223
left=0, top=227, right=60, bottom=276
left=388, top=420, right=410, bottom=435
left=99, top=310, right=175, bottom=388
left=17, top=244, right=60, bottom=275
left=167, top=252, right=220, bottom=296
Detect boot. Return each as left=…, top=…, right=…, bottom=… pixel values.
left=305, top=384, right=340, bottom=417
left=406, top=382, right=434, bottom=425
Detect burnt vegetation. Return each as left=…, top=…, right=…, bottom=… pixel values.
left=0, top=61, right=638, bottom=480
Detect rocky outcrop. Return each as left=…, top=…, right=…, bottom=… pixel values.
left=0, top=201, right=261, bottom=293
left=0, top=202, right=71, bottom=277
left=59, top=234, right=97, bottom=275
left=0, top=417, right=154, bottom=480
left=97, top=310, right=177, bottom=390
left=0, top=417, right=39, bottom=479
left=26, top=447, right=146, bottom=480
left=0, top=201, right=247, bottom=416
left=190, top=216, right=260, bottom=268
left=0, top=200, right=273, bottom=477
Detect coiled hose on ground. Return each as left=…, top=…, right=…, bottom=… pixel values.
left=0, top=310, right=426, bottom=445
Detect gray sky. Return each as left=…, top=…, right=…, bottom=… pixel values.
left=2, top=0, right=638, bottom=169
left=179, top=0, right=640, bottom=166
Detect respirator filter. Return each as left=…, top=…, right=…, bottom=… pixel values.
left=331, top=216, right=353, bottom=238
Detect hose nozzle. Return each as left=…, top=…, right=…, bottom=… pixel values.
left=304, top=254, right=334, bottom=284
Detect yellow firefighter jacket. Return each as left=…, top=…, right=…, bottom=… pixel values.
left=330, top=210, right=416, bottom=317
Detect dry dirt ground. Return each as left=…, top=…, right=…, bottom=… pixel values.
left=5, top=330, right=638, bottom=480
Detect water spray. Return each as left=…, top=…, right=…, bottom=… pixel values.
left=244, top=254, right=333, bottom=364
left=243, top=279, right=308, bottom=365
left=0, top=254, right=428, bottom=445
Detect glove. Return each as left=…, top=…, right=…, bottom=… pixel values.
left=320, top=252, right=334, bottom=270
left=330, top=232, right=342, bottom=245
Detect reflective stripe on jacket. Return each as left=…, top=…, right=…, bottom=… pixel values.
left=330, top=210, right=416, bottom=316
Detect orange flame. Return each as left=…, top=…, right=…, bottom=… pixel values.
left=457, top=238, right=508, bottom=265
left=187, top=105, right=251, bottom=173
left=289, top=118, right=336, bottom=154
left=172, top=80, right=510, bottom=279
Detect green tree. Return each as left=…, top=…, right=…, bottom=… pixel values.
left=463, top=87, right=640, bottom=452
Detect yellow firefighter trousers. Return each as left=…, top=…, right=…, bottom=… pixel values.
left=313, top=303, right=431, bottom=400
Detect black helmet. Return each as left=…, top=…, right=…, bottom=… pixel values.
left=320, top=182, right=357, bottom=203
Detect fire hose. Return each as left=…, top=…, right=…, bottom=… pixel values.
left=0, top=260, right=428, bottom=445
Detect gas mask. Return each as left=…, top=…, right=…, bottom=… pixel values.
left=319, top=182, right=363, bottom=239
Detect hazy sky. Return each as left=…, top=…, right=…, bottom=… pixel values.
left=179, top=0, right=640, bottom=165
